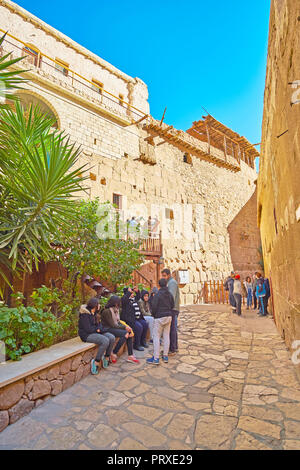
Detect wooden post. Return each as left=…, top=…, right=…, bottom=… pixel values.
left=213, top=280, right=216, bottom=303
left=224, top=136, right=227, bottom=162
left=203, top=282, right=208, bottom=303
left=206, top=124, right=211, bottom=154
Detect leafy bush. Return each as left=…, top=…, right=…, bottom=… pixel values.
left=52, top=199, right=144, bottom=300
left=0, top=286, right=80, bottom=361
left=0, top=293, right=63, bottom=360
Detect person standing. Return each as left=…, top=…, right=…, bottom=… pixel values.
left=255, top=273, right=267, bottom=316
left=224, top=272, right=236, bottom=313
left=161, top=268, right=180, bottom=355
left=78, top=298, right=115, bottom=374
left=243, top=276, right=253, bottom=310
left=252, top=273, right=258, bottom=310
left=146, top=278, right=174, bottom=365
left=233, top=274, right=243, bottom=316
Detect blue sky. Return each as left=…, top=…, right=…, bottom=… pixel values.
left=13, top=0, right=270, bottom=151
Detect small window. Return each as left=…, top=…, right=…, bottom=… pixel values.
left=119, top=94, right=124, bottom=106
left=92, top=79, right=104, bottom=94
left=55, top=58, right=69, bottom=76
left=165, top=208, right=174, bottom=220
left=90, top=172, right=97, bottom=181
left=113, top=193, right=122, bottom=210
left=23, top=44, right=41, bottom=67
left=183, top=153, right=192, bottom=164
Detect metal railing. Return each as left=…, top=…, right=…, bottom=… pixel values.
left=0, top=28, right=148, bottom=122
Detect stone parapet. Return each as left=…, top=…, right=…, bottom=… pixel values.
left=0, top=337, right=125, bottom=432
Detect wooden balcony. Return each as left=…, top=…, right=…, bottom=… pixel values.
left=138, top=232, right=162, bottom=257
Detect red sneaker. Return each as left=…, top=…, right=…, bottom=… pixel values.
left=127, top=356, right=140, bottom=364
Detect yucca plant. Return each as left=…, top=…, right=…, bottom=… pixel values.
left=0, top=35, right=89, bottom=294
left=0, top=32, right=28, bottom=106
left=0, top=102, right=88, bottom=283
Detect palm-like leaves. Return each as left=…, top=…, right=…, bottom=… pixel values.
left=0, top=38, right=89, bottom=287
left=0, top=103, right=88, bottom=276
left=0, top=33, right=28, bottom=105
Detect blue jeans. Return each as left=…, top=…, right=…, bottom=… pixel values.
left=229, top=292, right=236, bottom=309
left=86, top=332, right=115, bottom=362
left=233, top=294, right=242, bottom=316
left=247, top=289, right=253, bottom=308
left=133, top=319, right=148, bottom=348
left=258, top=296, right=266, bottom=315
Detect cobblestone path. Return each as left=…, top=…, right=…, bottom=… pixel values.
left=0, top=305, right=299, bottom=450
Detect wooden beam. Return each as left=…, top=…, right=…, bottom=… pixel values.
left=206, top=124, right=211, bottom=154
left=127, top=114, right=148, bottom=126
left=224, top=135, right=227, bottom=162
left=159, top=107, right=167, bottom=126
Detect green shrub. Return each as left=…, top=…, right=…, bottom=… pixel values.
left=0, top=293, right=63, bottom=360
left=0, top=286, right=80, bottom=361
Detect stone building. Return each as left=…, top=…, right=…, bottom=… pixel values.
left=0, top=0, right=261, bottom=305
left=258, top=0, right=300, bottom=371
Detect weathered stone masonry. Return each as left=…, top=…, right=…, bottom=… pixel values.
left=258, top=0, right=300, bottom=377
left=0, top=0, right=261, bottom=305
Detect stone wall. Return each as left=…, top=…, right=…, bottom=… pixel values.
left=0, top=0, right=260, bottom=306
left=0, top=347, right=97, bottom=432
left=258, top=0, right=300, bottom=377
left=228, top=189, right=262, bottom=279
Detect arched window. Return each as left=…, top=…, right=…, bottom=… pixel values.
left=17, top=91, right=60, bottom=129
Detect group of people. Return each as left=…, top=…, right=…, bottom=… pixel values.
left=224, top=271, right=271, bottom=317
left=78, top=268, right=180, bottom=374
left=126, top=216, right=160, bottom=239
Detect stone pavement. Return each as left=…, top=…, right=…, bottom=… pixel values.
left=0, top=305, right=299, bottom=450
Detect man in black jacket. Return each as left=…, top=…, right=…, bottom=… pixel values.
left=146, top=278, right=174, bottom=365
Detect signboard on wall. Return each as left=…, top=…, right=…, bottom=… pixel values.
left=178, top=270, right=189, bottom=284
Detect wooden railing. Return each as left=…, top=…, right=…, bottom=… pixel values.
left=0, top=28, right=148, bottom=122
left=131, top=269, right=153, bottom=290
left=202, top=280, right=249, bottom=305
left=139, top=232, right=162, bottom=256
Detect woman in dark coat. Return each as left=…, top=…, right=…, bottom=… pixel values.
left=78, top=297, right=115, bottom=374
left=100, top=296, right=140, bottom=364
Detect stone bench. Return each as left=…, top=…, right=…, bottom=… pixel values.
left=0, top=336, right=126, bottom=433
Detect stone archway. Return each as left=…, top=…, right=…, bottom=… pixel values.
left=17, top=90, right=60, bottom=129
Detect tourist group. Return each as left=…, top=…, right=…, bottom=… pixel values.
left=78, top=269, right=180, bottom=374
left=224, top=271, right=271, bottom=317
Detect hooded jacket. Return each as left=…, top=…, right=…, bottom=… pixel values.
left=78, top=305, right=101, bottom=342
left=121, top=288, right=143, bottom=328
left=138, top=290, right=152, bottom=317
left=151, top=286, right=175, bottom=319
